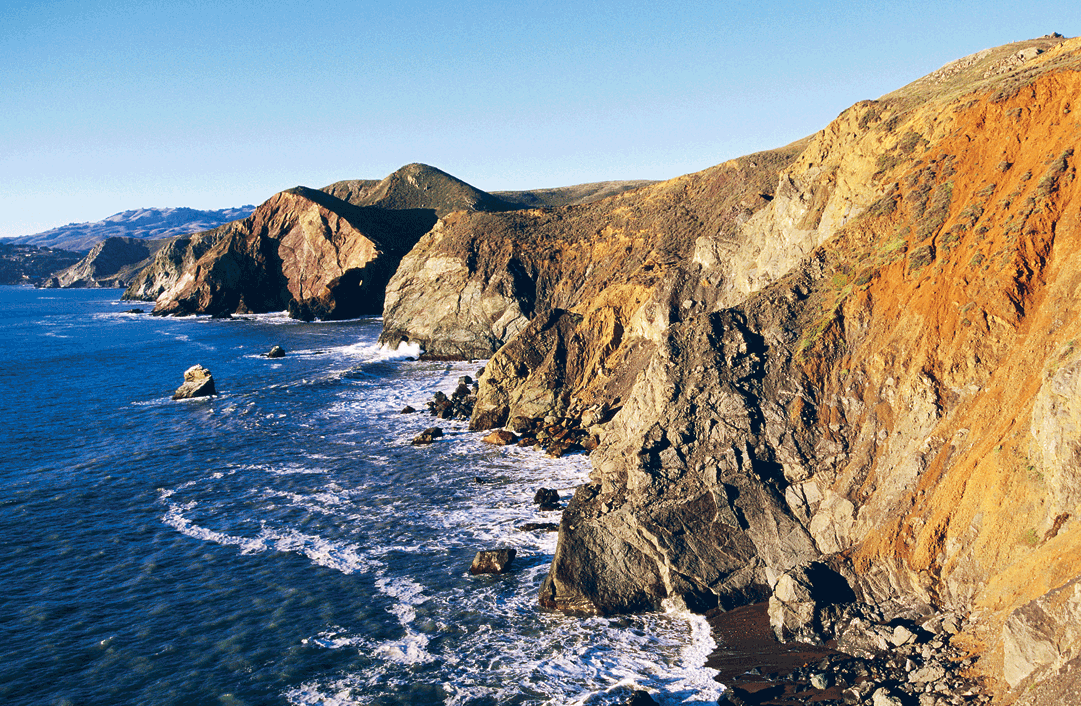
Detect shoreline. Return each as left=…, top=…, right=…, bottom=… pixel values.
left=705, top=603, right=843, bottom=705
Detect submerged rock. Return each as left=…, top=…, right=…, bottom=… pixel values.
left=470, top=548, right=517, bottom=574
left=172, top=364, right=216, bottom=400
left=265, top=345, right=286, bottom=358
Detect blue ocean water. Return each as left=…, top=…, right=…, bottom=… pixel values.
left=0, top=286, right=722, bottom=706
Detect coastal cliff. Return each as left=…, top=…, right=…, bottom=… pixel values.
left=135, top=186, right=436, bottom=319
left=381, top=35, right=1081, bottom=703
left=41, top=236, right=166, bottom=289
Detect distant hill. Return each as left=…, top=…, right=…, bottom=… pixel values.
left=493, top=180, right=658, bottom=208
left=321, top=163, right=519, bottom=216
left=39, top=236, right=169, bottom=289
left=7, top=205, right=255, bottom=252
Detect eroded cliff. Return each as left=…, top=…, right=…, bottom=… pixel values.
left=382, top=35, right=1081, bottom=702
left=144, top=187, right=436, bottom=319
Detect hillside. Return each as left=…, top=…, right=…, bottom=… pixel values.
left=8, top=205, right=255, bottom=252
left=378, top=34, right=1081, bottom=704
left=321, top=163, right=519, bottom=216
left=492, top=179, right=658, bottom=208
left=39, top=236, right=168, bottom=289
left=0, top=243, right=83, bottom=285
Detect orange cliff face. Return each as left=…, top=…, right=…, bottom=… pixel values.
left=792, top=63, right=1081, bottom=695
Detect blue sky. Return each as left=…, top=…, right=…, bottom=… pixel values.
left=2, top=0, right=1078, bottom=238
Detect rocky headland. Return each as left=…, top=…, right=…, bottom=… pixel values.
left=39, top=236, right=168, bottom=289
left=377, top=35, right=1081, bottom=705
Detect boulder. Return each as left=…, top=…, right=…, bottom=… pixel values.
left=412, top=427, right=443, bottom=445
left=265, top=345, right=286, bottom=358
left=400, top=405, right=417, bottom=414
left=482, top=429, right=517, bottom=445
left=172, top=364, right=216, bottom=400
left=470, top=548, right=517, bottom=574
left=533, top=488, right=561, bottom=510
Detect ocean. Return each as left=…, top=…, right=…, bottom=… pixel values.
left=0, top=286, right=723, bottom=706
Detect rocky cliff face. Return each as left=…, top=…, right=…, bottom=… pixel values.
left=382, top=35, right=1081, bottom=702
left=41, top=236, right=166, bottom=288
left=122, top=229, right=227, bottom=302
left=135, top=164, right=533, bottom=319
left=143, top=187, right=436, bottom=319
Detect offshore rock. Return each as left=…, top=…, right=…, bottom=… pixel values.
left=469, top=548, right=516, bottom=575
left=411, top=427, right=443, bottom=446
left=172, top=364, right=215, bottom=400
left=264, top=345, right=286, bottom=358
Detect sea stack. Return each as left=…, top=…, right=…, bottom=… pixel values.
left=172, top=364, right=216, bottom=400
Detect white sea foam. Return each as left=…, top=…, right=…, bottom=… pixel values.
left=161, top=502, right=379, bottom=575
left=148, top=332, right=721, bottom=706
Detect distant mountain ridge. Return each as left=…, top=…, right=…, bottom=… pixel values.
left=8, top=205, right=256, bottom=252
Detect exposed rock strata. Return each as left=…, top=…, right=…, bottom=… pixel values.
left=144, top=187, right=436, bottom=319
left=123, top=229, right=227, bottom=302
left=382, top=35, right=1081, bottom=702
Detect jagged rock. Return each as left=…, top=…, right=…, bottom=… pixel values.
left=400, top=405, right=416, bottom=414
left=412, top=427, right=443, bottom=446
left=1002, top=575, right=1081, bottom=689
left=265, top=345, right=286, bottom=358
left=469, top=548, right=516, bottom=574
left=891, top=624, right=917, bottom=647
left=172, top=364, right=216, bottom=400
left=623, top=690, right=658, bottom=706
left=482, top=430, right=517, bottom=446
left=533, top=488, right=560, bottom=510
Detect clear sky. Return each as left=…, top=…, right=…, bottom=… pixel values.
left=2, top=0, right=1078, bottom=238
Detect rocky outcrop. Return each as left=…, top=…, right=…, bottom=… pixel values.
left=145, top=187, right=437, bottom=319
left=469, top=548, right=516, bottom=574
left=122, top=229, right=226, bottom=302
left=138, top=163, right=533, bottom=320
left=172, top=364, right=215, bottom=400
left=40, top=236, right=166, bottom=288
left=379, top=142, right=805, bottom=359
left=381, top=35, right=1081, bottom=701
